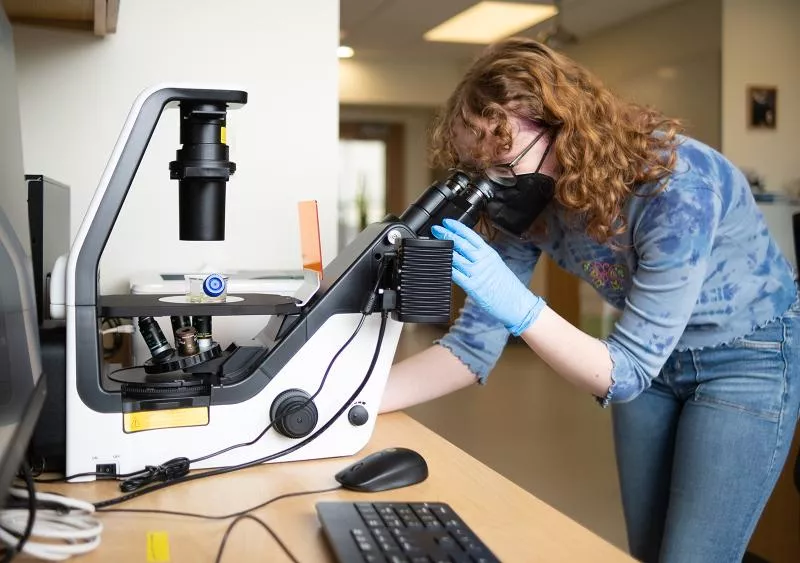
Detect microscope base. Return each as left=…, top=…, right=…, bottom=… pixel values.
left=64, top=313, right=403, bottom=479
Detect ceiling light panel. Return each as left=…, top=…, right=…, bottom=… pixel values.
left=424, top=1, right=558, bottom=44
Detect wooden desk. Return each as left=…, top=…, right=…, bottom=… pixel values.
left=40, top=413, right=632, bottom=562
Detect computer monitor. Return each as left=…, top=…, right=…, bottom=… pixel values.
left=0, top=5, right=47, bottom=501
left=0, top=205, right=47, bottom=500
left=27, top=175, right=70, bottom=325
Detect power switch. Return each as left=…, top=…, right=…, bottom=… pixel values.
left=95, top=463, right=117, bottom=479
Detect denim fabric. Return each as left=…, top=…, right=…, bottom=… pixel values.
left=437, top=135, right=798, bottom=404
left=611, top=291, right=800, bottom=562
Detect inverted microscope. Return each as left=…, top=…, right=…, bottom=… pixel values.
left=58, top=86, right=494, bottom=485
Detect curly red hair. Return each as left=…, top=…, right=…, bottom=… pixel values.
left=429, top=37, right=683, bottom=243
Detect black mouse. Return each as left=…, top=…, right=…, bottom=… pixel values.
left=335, top=447, right=428, bottom=492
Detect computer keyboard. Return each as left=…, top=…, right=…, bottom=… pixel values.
left=316, top=501, right=501, bottom=563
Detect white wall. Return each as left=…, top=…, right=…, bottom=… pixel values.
left=563, top=0, right=722, bottom=149
left=722, top=0, right=800, bottom=191
left=13, top=0, right=339, bottom=293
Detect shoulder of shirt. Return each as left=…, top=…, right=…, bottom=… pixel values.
left=627, top=135, right=730, bottom=227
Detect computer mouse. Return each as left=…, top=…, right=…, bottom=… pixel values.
left=335, top=447, right=428, bottom=492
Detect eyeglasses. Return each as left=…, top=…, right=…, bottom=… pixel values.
left=484, top=128, right=551, bottom=187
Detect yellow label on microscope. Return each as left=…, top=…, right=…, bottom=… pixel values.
left=146, top=531, right=170, bottom=562
left=220, top=126, right=226, bottom=144
left=123, top=407, right=208, bottom=433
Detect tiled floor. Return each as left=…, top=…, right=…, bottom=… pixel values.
left=394, top=324, right=630, bottom=551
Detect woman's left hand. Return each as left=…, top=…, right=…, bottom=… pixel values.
left=431, top=218, right=546, bottom=336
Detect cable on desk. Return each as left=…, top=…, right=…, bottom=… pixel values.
left=117, top=458, right=191, bottom=492
left=32, top=367, right=149, bottom=485
left=0, top=461, right=34, bottom=563
left=112, top=311, right=366, bottom=493
left=97, top=484, right=342, bottom=520
left=92, top=311, right=388, bottom=509
left=98, top=486, right=342, bottom=563
left=33, top=311, right=360, bottom=489
left=34, top=466, right=146, bottom=484
left=1, top=468, right=102, bottom=561
left=215, top=514, right=297, bottom=563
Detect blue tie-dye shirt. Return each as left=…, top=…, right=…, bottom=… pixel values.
left=436, top=136, right=798, bottom=405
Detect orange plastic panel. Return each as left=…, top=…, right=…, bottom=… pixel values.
left=298, top=200, right=323, bottom=277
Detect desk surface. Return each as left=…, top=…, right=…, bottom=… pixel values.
left=41, top=413, right=632, bottom=562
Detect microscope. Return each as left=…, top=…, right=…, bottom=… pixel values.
left=57, top=86, right=494, bottom=481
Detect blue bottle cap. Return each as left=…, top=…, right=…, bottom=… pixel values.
left=203, top=274, right=226, bottom=297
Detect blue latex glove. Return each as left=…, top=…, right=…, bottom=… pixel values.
left=431, top=218, right=546, bottom=336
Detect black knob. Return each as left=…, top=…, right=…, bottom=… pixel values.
left=348, top=404, right=369, bottom=426
left=270, top=389, right=318, bottom=439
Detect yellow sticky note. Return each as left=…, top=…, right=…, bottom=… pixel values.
left=221, top=126, right=227, bottom=144
left=146, top=531, right=170, bottom=562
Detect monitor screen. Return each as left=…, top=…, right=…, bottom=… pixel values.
left=0, top=206, right=45, bottom=499
left=0, top=5, right=47, bottom=500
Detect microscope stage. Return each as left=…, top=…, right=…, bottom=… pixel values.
left=99, top=292, right=301, bottom=317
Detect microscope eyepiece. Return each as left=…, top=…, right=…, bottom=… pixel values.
left=169, top=102, right=236, bottom=241
left=399, top=169, right=494, bottom=237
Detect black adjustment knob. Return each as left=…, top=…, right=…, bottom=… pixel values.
left=270, top=389, right=318, bottom=439
left=348, top=404, right=369, bottom=426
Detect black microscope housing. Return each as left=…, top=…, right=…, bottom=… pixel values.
left=169, top=102, right=236, bottom=241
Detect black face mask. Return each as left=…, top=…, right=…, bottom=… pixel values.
left=485, top=172, right=555, bottom=238
left=484, top=135, right=556, bottom=238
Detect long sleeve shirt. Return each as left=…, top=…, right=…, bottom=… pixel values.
left=436, top=135, right=798, bottom=405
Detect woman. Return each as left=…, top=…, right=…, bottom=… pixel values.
left=379, top=37, right=800, bottom=562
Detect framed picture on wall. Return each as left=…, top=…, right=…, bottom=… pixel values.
left=747, top=86, right=777, bottom=129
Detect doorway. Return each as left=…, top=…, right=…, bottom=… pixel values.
left=338, top=122, right=404, bottom=251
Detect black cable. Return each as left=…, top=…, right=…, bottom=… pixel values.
left=33, top=467, right=143, bottom=484
left=1, top=461, right=36, bottom=562
left=97, top=485, right=341, bottom=520
left=38, top=312, right=365, bottom=488
left=34, top=365, right=148, bottom=484
left=37, top=311, right=369, bottom=489
left=189, top=252, right=389, bottom=467
left=188, top=314, right=368, bottom=465
left=98, top=486, right=342, bottom=563
left=108, top=253, right=391, bottom=492
left=110, top=312, right=367, bottom=493
left=17, top=463, right=35, bottom=558
left=93, top=311, right=388, bottom=509
left=118, top=458, right=191, bottom=493
left=215, top=514, right=298, bottom=563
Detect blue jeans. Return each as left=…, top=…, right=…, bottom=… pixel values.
left=611, top=294, right=800, bottom=562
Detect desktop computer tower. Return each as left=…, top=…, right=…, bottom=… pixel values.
left=25, top=175, right=70, bottom=473
left=26, top=175, right=70, bottom=325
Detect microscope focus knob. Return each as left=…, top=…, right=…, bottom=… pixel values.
left=270, top=389, right=318, bottom=439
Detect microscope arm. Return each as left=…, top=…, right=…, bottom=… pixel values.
left=202, top=170, right=494, bottom=406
